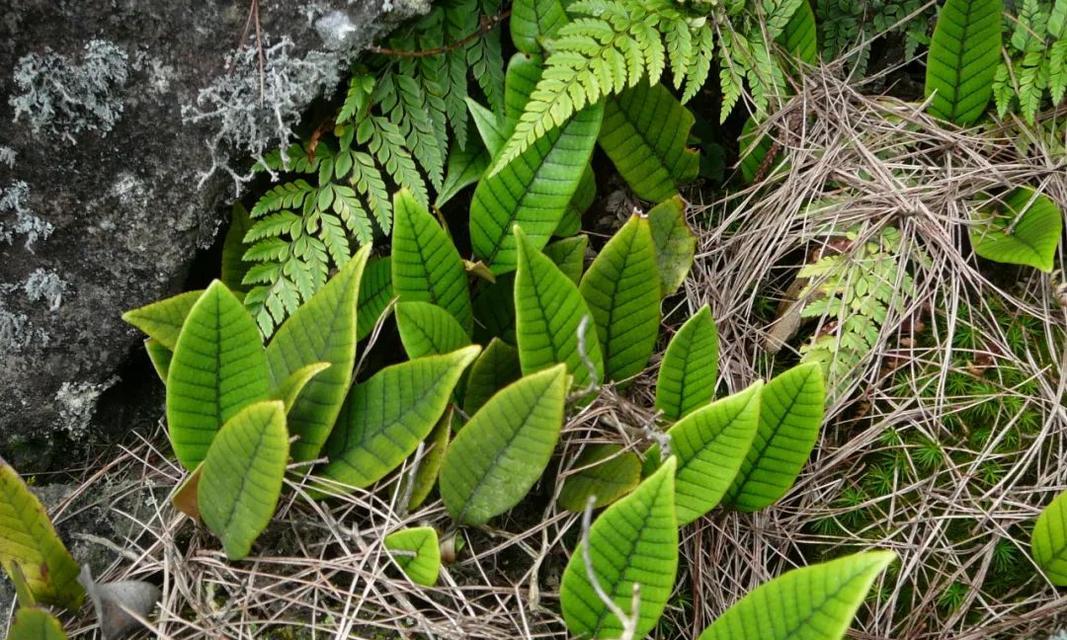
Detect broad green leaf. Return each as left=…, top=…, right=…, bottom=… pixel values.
left=391, top=189, right=472, bottom=331
left=579, top=215, right=661, bottom=382
left=511, top=0, right=568, bottom=54
left=274, top=362, right=330, bottom=413
left=8, top=607, right=68, bottom=640
left=167, top=280, right=271, bottom=470
left=970, top=187, right=1063, bottom=273
left=356, top=256, right=394, bottom=342
left=558, top=444, right=642, bottom=512
left=384, top=526, right=441, bottom=587
left=542, top=235, right=588, bottom=285
left=697, top=551, right=896, bottom=640
left=396, top=301, right=472, bottom=358
left=655, top=305, right=719, bottom=421
left=924, top=0, right=1002, bottom=125
left=557, top=165, right=595, bottom=237
left=198, top=401, right=288, bottom=560
left=470, top=96, right=603, bottom=275
left=435, top=142, right=489, bottom=208
left=463, top=338, right=522, bottom=415
left=121, top=289, right=204, bottom=350
left=504, top=53, right=547, bottom=133
left=266, top=246, right=370, bottom=462
left=144, top=338, right=172, bottom=383
left=560, top=458, right=678, bottom=639
left=221, top=203, right=253, bottom=293
left=1032, top=489, right=1067, bottom=585
left=598, top=82, right=699, bottom=202
left=779, top=0, right=818, bottom=65
left=726, top=363, right=825, bottom=511
left=467, top=97, right=508, bottom=156
left=670, top=382, right=762, bottom=525
left=648, top=196, right=696, bottom=297
left=515, top=227, right=604, bottom=388
left=320, top=347, right=480, bottom=490
left=0, top=460, right=83, bottom=610
left=472, top=275, right=516, bottom=344
left=406, top=409, right=452, bottom=510
left=440, top=365, right=567, bottom=525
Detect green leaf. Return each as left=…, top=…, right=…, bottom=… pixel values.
left=8, top=607, right=68, bottom=640
left=356, top=256, right=394, bottom=342
left=274, top=362, right=331, bottom=413
left=198, top=401, right=289, bottom=560
left=221, top=203, right=254, bottom=293
left=669, top=382, right=762, bottom=525
left=121, top=290, right=204, bottom=350
left=391, top=189, right=473, bottom=331
left=598, top=82, right=699, bottom=202
left=970, top=187, right=1063, bottom=272
left=726, top=362, right=825, bottom=511
left=511, top=0, right=568, bottom=54
left=579, top=215, right=661, bottom=382
left=396, top=301, right=472, bottom=358
left=467, top=97, right=508, bottom=157
left=542, top=235, right=588, bottom=284
left=320, top=346, right=480, bottom=490
left=778, top=0, right=818, bottom=65
left=558, top=164, right=596, bottom=237
left=463, top=338, right=522, bottom=415
left=697, top=551, right=896, bottom=640
left=440, top=364, right=567, bottom=525
left=0, top=460, right=83, bottom=610
left=560, top=458, right=678, bottom=639
left=648, top=196, right=697, bottom=297
left=406, top=408, right=452, bottom=510
left=738, top=116, right=785, bottom=184
left=1032, top=489, right=1067, bottom=585
left=266, top=247, right=370, bottom=462
left=384, top=526, right=441, bottom=587
left=514, top=227, right=604, bottom=388
left=472, top=274, right=517, bottom=344
left=435, top=142, right=489, bottom=208
left=655, top=305, right=719, bottom=421
left=167, top=281, right=271, bottom=470
left=144, top=337, right=172, bottom=383
left=924, top=0, right=1003, bottom=125
left=503, top=52, right=545, bottom=136
left=558, top=444, right=642, bottom=512
left=470, top=98, right=604, bottom=275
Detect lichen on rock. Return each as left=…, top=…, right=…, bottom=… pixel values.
left=9, top=39, right=129, bottom=143
left=23, top=269, right=69, bottom=311
left=0, top=180, right=53, bottom=250
left=55, top=380, right=113, bottom=440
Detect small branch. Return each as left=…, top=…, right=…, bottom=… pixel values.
left=369, top=9, right=511, bottom=58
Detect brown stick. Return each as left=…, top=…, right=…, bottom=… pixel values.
left=368, top=8, right=511, bottom=58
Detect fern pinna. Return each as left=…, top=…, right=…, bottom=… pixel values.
left=242, top=0, right=505, bottom=335
left=992, top=0, right=1067, bottom=123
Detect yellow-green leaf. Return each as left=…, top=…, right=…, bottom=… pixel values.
left=384, top=526, right=441, bottom=587
left=8, top=607, right=68, bottom=640
left=648, top=196, right=696, bottom=296
left=121, top=290, right=204, bottom=350
left=395, top=301, right=472, bottom=358
left=1032, top=489, right=1067, bottom=585
left=970, top=187, right=1063, bottom=273
left=655, top=305, right=719, bottom=421
left=558, top=444, right=642, bottom=512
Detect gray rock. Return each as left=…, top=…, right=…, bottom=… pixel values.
left=0, top=0, right=429, bottom=470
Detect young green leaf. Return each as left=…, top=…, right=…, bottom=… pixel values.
left=648, top=196, right=697, bottom=296
left=391, top=189, right=473, bottom=331
left=395, top=301, right=472, bottom=359
left=924, top=0, right=1003, bottom=125
left=440, top=364, right=567, bottom=525
left=274, top=362, right=331, bottom=413
left=221, top=203, right=253, bottom=293
left=470, top=97, right=603, bottom=275
left=8, top=607, right=68, bottom=640
left=406, top=409, right=453, bottom=510
left=598, top=82, right=699, bottom=202
left=560, top=458, right=679, bottom=639
left=266, top=246, right=370, bottom=462
left=121, top=289, right=204, bottom=350
left=558, top=444, right=642, bottom=512
left=198, top=401, right=289, bottom=561
left=356, top=256, right=394, bottom=342
left=384, top=526, right=441, bottom=587
left=320, top=346, right=480, bottom=491
left=514, top=227, right=604, bottom=388
left=542, top=235, right=588, bottom=285
left=435, top=143, right=489, bottom=208
left=0, top=460, right=84, bottom=610
left=144, top=338, right=172, bottom=383
left=697, top=551, right=896, bottom=640
left=167, top=280, right=271, bottom=470
left=669, top=382, right=763, bottom=525
left=656, top=305, right=719, bottom=421
left=1032, top=489, right=1067, bottom=585
left=511, top=0, right=568, bottom=54
left=970, top=187, right=1063, bottom=273
left=463, top=338, right=522, bottom=415
left=579, top=215, right=661, bottom=382
left=726, top=363, right=825, bottom=512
